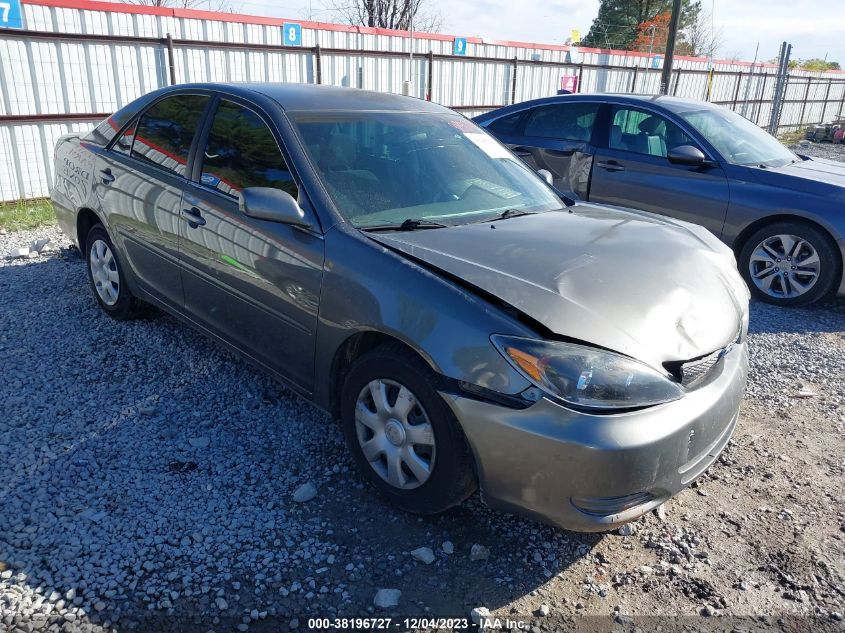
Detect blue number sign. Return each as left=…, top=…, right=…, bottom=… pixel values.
left=0, top=0, right=23, bottom=29
left=453, top=37, right=467, bottom=56
left=283, top=23, right=301, bottom=46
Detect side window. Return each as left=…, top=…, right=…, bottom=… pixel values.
left=112, top=120, right=137, bottom=155
left=132, top=94, right=209, bottom=177
left=488, top=110, right=525, bottom=136
left=609, top=107, right=696, bottom=158
left=200, top=99, right=298, bottom=201
left=524, top=103, right=600, bottom=141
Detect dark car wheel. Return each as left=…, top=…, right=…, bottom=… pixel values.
left=738, top=221, right=840, bottom=307
left=85, top=225, right=143, bottom=320
left=340, top=345, right=476, bottom=515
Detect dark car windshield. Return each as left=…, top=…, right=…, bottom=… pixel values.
left=290, top=111, right=564, bottom=228
left=678, top=108, right=797, bottom=167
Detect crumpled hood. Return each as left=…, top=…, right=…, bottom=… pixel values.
left=369, top=205, right=748, bottom=370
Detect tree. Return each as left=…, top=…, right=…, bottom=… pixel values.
left=582, top=0, right=701, bottom=51
left=632, top=12, right=670, bottom=53
left=800, top=58, right=841, bottom=72
left=120, top=0, right=228, bottom=8
left=679, top=9, right=722, bottom=57
left=322, top=0, right=444, bottom=33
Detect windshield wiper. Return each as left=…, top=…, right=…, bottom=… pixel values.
left=360, top=218, right=449, bottom=232
left=479, top=209, right=539, bottom=223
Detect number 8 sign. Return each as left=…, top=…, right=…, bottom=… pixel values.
left=283, top=23, right=301, bottom=47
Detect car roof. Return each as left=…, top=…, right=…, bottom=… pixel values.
left=164, top=82, right=451, bottom=114
left=473, top=93, right=722, bottom=122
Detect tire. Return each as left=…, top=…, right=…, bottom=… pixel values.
left=340, top=345, right=477, bottom=515
left=738, top=220, right=840, bottom=307
left=85, top=224, right=143, bottom=320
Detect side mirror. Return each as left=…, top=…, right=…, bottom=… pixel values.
left=537, top=168, right=554, bottom=185
left=667, top=145, right=707, bottom=166
left=239, top=187, right=311, bottom=227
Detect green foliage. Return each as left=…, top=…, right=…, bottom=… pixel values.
left=0, top=199, right=56, bottom=232
left=582, top=0, right=701, bottom=50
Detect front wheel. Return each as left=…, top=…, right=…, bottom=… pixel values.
left=738, top=221, right=840, bottom=307
left=340, top=346, right=476, bottom=515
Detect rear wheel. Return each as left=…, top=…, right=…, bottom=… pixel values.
left=340, top=345, right=476, bottom=515
left=85, top=225, right=143, bottom=320
left=738, top=221, right=840, bottom=307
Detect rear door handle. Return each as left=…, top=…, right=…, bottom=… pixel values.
left=596, top=160, right=625, bottom=172
left=180, top=206, right=206, bottom=228
left=99, top=168, right=115, bottom=185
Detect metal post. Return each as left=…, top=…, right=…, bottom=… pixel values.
left=630, top=66, right=638, bottom=92
left=755, top=73, right=768, bottom=125
left=705, top=67, right=714, bottom=101
left=732, top=71, right=743, bottom=108
left=577, top=63, right=584, bottom=93
left=672, top=68, right=681, bottom=95
left=165, top=32, right=176, bottom=86
left=821, top=78, right=832, bottom=121
left=511, top=56, right=518, bottom=104
left=426, top=50, right=433, bottom=101
left=798, top=77, right=812, bottom=127
left=313, top=44, right=322, bottom=84
left=659, top=0, right=682, bottom=94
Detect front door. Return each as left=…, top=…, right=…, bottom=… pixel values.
left=178, top=97, right=324, bottom=391
left=588, top=105, right=730, bottom=237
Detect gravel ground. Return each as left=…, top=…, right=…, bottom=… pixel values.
left=790, top=138, right=845, bottom=162
left=2, top=216, right=844, bottom=633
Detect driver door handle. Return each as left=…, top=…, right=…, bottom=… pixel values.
left=181, top=206, right=206, bottom=228
left=597, top=160, right=625, bottom=172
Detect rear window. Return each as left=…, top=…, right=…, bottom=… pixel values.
left=524, top=102, right=600, bottom=141
left=131, top=94, right=209, bottom=177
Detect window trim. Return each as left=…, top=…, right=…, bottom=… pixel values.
left=522, top=101, right=602, bottom=143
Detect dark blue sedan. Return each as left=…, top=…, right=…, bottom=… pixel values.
left=475, top=94, right=845, bottom=307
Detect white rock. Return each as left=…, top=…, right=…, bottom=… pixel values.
left=638, top=565, right=654, bottom=575
left=373, top=588, right=401, bottom=609
left=188, top=436, right=210, bottom=448
left=31, top=238, right=52, bottom=253
left=292, top=482, right=317, bottom=503
left=215, top=597, right=228, bottom=610
left=537, top=604, right=550, bottom=616
left=411, top=547, right=435, bottom=565
left=65, top=588, right=76, bottom=601
left=9, top=247, right=30, bottom=259
left=442, top=541, right=454, bottom=554
left=618, top=523, right=637, bottom=536
left=470, top=606, right=491, bottom=625
left=654, top=504, right=667, bottom=521
left=470, top=544, right=489, bottom=561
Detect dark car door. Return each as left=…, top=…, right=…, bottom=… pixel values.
left=95, top=93, right=210, bottom=308
left=588, top=104, right=730, bottom=237
left=178, top=96, right=324, bottom=391
left=487, top=101, right=600, bottom=199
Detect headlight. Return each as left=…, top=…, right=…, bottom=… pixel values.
left=491, top=335, right=684, bottom=410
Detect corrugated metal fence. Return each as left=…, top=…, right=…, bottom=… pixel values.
left=2, top=0, right=845, bottom=201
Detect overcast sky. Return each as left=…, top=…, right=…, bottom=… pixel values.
left=234, top=0, right=845, bottom=65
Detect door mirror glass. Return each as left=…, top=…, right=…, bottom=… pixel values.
left=667, top=145, right=707, bottom=166
left=240, top=187, right=310, bottom=227
left=537, top=168, right=553, bottom=185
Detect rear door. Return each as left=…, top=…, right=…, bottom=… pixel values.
left=95, top=93, right=210, bottom=308
left=488, top=101, right=600, bottom=199
left=178, top=96, right=324, bottom=391
left=588, top=104, right=730, bottom=236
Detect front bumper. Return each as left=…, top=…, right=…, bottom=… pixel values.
left=442, top=342, right=748, bottom=532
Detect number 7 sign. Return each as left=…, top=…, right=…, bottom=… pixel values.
left=0, top=0, right=23, bottom=28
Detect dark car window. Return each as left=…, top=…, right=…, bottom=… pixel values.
left=200, top=100, right=298, bottom=201
left=524, top=103, right=600, bottom=141
left=488, top=110, right=525, bottom=136
left=112, top=120, right=137, bottom=155
left=609, top=107, right=696, bottom=158
left=131, top=94, right=209, bottom=177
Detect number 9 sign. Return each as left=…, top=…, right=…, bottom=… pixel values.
left=453, top=37, right=467, bottom=56
left=283, top=23, right=301, bottom=47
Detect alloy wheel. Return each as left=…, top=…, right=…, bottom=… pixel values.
left=89, top=239, right=120, bottom=306
left=748, top=233, right=820, bottom=300
left=354, top=379, right=436, bottom=490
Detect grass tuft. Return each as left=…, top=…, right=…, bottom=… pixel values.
left=0, top=199, right=57, bottom=232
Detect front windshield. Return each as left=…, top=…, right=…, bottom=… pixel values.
left=290, top=111, right=564, bottom=228
left=678, top=108, right=797, bottom=167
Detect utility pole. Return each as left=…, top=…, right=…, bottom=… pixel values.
left=659, top=0, right=682, bottom=94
